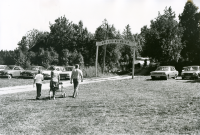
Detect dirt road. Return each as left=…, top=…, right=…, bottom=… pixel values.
left=0, top=75, right=132, bottom=95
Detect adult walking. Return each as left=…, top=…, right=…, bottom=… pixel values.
left=33, top=70, right=44, bottom=100
left=50, top=66, right=60, bottom=100
left=70, top=64, right=83, bottom=98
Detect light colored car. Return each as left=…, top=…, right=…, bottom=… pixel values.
left=21, top=66, right=46, bottom=78
left=0, top=65, right=10, bottom=71
left=0, top=65, right=24, bottom=79
left=150, top=66, right=178, bottom=80
left=134, top=57, right=150, bottom=67
left=42, top=66, right=65, bottom=79
left=60, top=66, right=74, bottom=80
left=181, top=66, right=200, bottom=80
left=182, top=66, right=188, bottom=71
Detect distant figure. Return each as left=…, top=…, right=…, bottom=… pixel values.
left=144, top=59, right=147, bottom=68
left=50, top=66, right=60, bottom=100
left=33, top=70, right=44, bottom=100
left=70, top=64, right=83, bottom=98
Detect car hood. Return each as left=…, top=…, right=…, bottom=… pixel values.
left=151, top=71, right=168, bottom=73
left=42, top=70, right=51, bottom=74
left=22, top=70, right=37, bottom=73
left=60, top=71, right=71, bottom=74
left=182, top=71, right=200, bottom=73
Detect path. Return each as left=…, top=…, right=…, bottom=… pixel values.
left=0, top=75, right=132, bottom=95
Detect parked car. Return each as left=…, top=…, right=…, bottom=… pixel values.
left=0, top=65, right=24, bottom=79
left=0, top=65, right=10, bottom=71
left=182, top=66, right=188, bottom=71
left=181, top=66, right=200, bottom=80
left=21, top=66, right=46, bottom=78
left=60, top=66, right=74, bottom=80
left=42, top=66, right=65, bottom=79
left=150, top=66, right=178, bottom=80
left=135, top=57, right=150, bottom=67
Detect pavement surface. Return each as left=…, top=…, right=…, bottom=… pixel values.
left=0, top=75, right=132, bottom=95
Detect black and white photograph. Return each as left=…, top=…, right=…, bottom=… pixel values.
left=0, top=0, right=200, bottom=134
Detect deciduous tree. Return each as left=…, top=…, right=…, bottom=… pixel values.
left=142, top=7, right=183, bottom=64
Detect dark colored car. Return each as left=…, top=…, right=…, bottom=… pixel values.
left=21, top=66, right=46, bottom=78
left=0, top=65, right=24, bottom=79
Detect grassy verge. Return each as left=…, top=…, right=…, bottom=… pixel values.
left=1, top=77, right=200, bottom=134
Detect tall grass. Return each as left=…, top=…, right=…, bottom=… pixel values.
left=82, top=66, right=116, bottom=78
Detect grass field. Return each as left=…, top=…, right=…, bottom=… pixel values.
left=1, top=76, right=200, bottom=134
left=0, top=77, right=52, bottom=88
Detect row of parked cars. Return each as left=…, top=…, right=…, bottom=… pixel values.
left=150, top=65, right=200, bottom=80
left=0, top=65, right=74, bottom=80
left=1, top=65, right=199, bottom=80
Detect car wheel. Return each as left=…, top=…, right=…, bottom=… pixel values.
left=63, top=93, right=66, bottom=98
left=165, top=75, right=169, bottom=80
left=174, top=74, right=177, bottom=79
left=151, top=76, right=156, bottom=80
left=8, top=74, right=12, bottom=79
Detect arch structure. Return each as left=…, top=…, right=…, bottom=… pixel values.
left=95, top=39, right=136, bottom=79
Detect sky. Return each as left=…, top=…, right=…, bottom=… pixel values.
left=0, top=0, right=200, bottom=51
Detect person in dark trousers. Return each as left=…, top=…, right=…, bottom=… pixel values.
left=70, top=64, right=83, bottom=98
left=33, top=70, right=44, bottom=100
left=50, top=66, right=60, bottom=100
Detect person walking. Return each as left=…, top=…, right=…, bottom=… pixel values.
left=50, top=66, right=60, bottom=100
left=70, top=64, right=83, bottom=98
left=33, top=70, right=44, bottom=100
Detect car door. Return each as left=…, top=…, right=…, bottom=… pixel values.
left=170, top=67, right=176, bottom=77
left=13, top=66, right=21, bottom=77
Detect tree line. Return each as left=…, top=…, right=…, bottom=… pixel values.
left=0, top=1, right=200, bottom=73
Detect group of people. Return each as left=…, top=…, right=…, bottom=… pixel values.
left=33, top=64, right=83, bottom=100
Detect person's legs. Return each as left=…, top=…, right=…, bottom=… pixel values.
left=52, top=81, right=58, bottom=100
left=73, top=79, right=79, bottom=98
left=36, top=83, right=42, bottom=99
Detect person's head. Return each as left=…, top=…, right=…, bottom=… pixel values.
left=38, top=70, right=42, bottom=74
left=52, top=66, right=56, bottom=71
left=75, top=64, right=79, bottom=69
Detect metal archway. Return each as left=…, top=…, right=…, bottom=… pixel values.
left=95, top=39, right=136, bottom=79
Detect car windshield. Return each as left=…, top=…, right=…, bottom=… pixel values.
left=156, top=67, right=169, bottom=71
left=186, top=67, right=199, bottom=71
left=65, top=67, right=74, bottom=71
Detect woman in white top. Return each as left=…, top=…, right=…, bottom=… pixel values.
left=33, top=70, right=44, bottom=100
left=50, top=66, right=60, bottom=100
